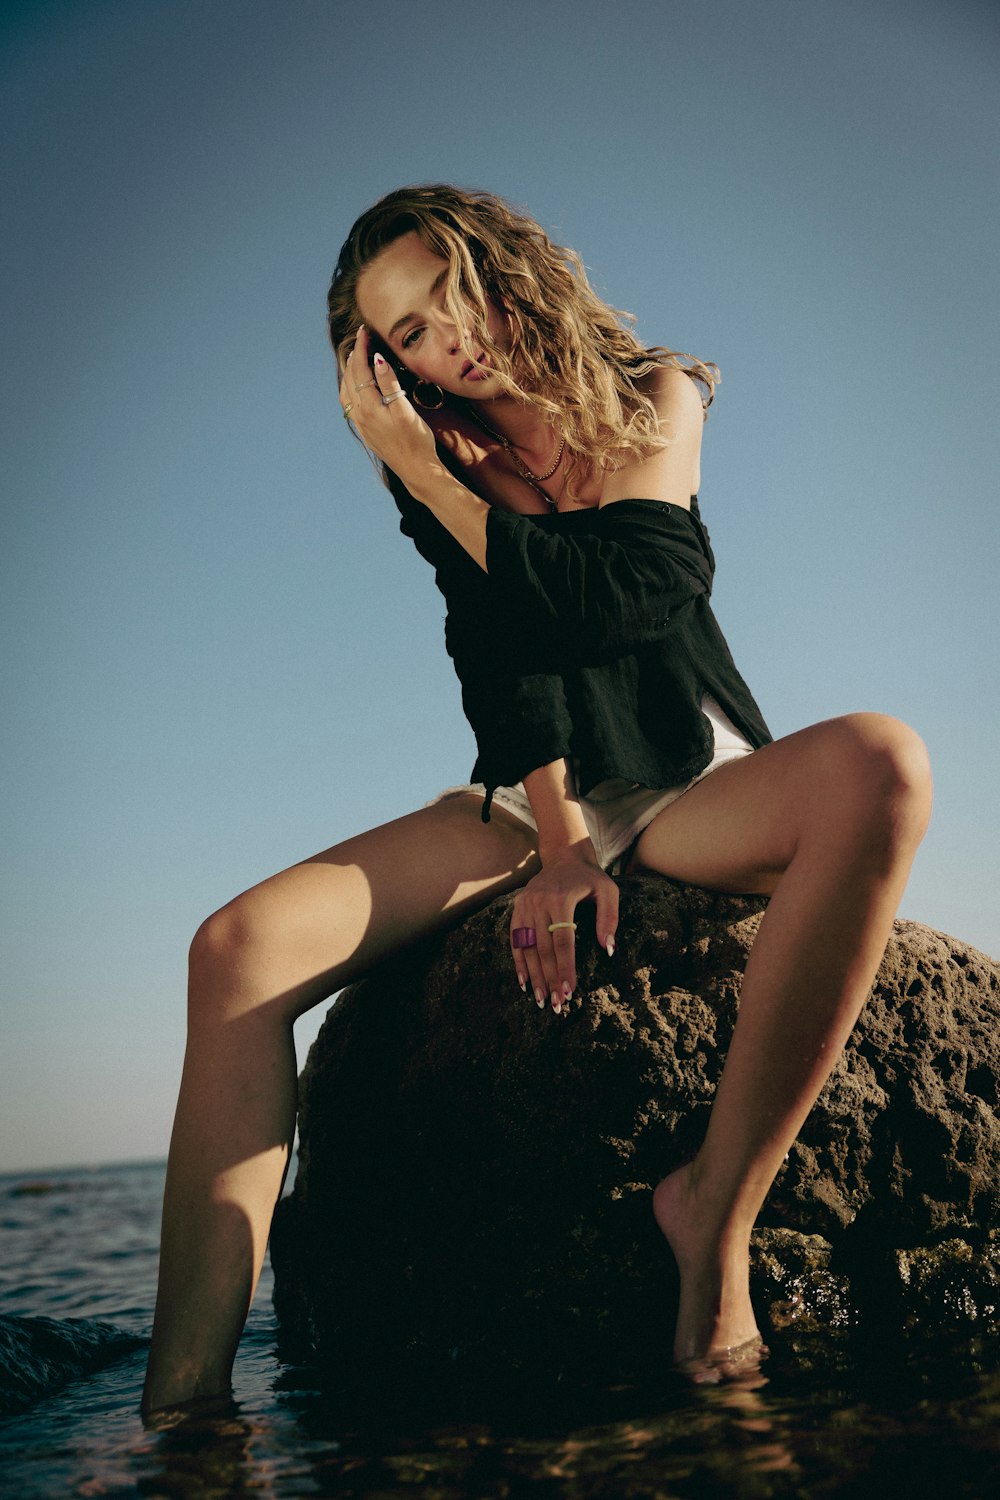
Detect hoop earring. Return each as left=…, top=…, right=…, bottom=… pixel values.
left=412, top=380, right=444, bottom=410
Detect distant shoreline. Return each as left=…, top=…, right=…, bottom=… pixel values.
left=0, top=1157, right=168, bottom=1183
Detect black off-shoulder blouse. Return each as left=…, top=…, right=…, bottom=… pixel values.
left=388, top=473, right=772, bottom=820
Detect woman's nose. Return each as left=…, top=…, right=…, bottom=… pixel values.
left=431, top=307, right=460, bottom=351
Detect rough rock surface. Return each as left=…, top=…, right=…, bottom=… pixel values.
left=270, top=876, right=1000, bottom=1377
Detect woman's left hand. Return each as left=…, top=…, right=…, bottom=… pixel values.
left=509, top=852, right=619, bottom=1015
left=340, top=326, right=437, bottom=480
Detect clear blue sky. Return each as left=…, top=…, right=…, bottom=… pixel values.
left=2, top=0, right=997, bottom=1172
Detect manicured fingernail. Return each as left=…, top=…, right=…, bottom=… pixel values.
left=551, top=992, right=561, bottom=1014
left=605, top=935, right=616, bottom=957
left=373, top=352, right=386, bottom=368
left=534, top=987, right=546, bottom=1007
left=517, top=973, right=527, bottom=993
left=562, top=981, right=572, bottom=1000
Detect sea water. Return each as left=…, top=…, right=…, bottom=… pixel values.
left=1, top=1159, right=997, bottom=1498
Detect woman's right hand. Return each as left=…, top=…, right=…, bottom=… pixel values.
left=342, top=331, right=549, bottom=515
left=509, top=850, right=619, bottom=1014
left=341, top=329, right=438, bottom=482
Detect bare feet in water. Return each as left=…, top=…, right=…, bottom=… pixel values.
left=653, top=1162, right=768, bottom=1382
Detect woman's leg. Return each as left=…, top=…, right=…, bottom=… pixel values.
left=142, top=796, right=538, bottom=1414
left=627, top=713, right=932, bottom=1368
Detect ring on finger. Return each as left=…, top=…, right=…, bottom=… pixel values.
left=354, top=378, right=376, bottom=392
left=343, top=402, right=354, bottom=420
left=547, top=921, right=578, bottom=933
left=512, top=927, right=537, bottom=949
left=382, top=388, right=408, bottom=405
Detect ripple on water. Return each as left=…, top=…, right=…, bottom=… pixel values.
left=0, top=1161, right=998, bottom=1498
left=2, top=1316, right=999, bottom=1497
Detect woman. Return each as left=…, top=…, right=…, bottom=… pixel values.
left=142, top=185, right=931, bottom=1412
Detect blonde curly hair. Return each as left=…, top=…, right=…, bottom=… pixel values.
left=327, top=184, right=718, bottom=496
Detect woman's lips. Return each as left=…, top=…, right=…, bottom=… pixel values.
left=461, top=353, right=490, bottom=381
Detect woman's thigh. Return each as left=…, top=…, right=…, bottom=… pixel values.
left=629, top=713, right=929, bottom=895
left=192, top=796, right=539, bottom=1020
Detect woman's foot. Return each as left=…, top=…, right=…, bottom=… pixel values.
left=652, top=1162, right=766, bottom=1376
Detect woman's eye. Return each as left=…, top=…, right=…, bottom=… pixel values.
left=402, top=327, right=424, bottom=349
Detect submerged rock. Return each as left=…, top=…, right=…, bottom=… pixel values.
left=0, top=1315, right=144, bottom=1415
left=270, top=877, right=1000, bottom=1376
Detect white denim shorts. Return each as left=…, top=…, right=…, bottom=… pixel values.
left=428, top=694, right=754, bottom=873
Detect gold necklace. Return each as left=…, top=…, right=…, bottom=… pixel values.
left=467, top=410, right=566, bottom=502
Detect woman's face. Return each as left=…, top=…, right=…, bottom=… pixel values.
left=355, top=230, right=508, bottom=397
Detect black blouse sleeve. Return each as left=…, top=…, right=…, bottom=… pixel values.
left=484, top=499, right=715, bottom=657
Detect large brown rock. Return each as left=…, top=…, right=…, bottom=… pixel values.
left=270, top=876, right=1000, bottom=1377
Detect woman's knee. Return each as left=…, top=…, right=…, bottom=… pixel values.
left=190, top=900, right=250, bottom=984
left=189, top=902, right=244, bottom=1000
left=187, top=894, right=289, bottom=1024
left=822, top=713, right=932, bottom=850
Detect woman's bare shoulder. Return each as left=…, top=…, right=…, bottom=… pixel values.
left=600, top=362, right=704, bottom=510
left=638, top=362, right=707, bottom=425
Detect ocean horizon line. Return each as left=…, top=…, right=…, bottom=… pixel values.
left=0, top=1156, right=168, bottom=1183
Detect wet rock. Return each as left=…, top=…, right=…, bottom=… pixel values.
left=0, top=1315, right=144, bottom=1416
left=889, top=1231, right=1000, bottom=1332
left=270, top=876, right=1000, bottom=1374
left=750, top=1229, right=855, bottom=1336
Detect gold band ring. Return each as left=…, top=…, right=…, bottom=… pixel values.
left=547, top=921, right=578, bottom=933
left=343, top=402, right=354, bottom=420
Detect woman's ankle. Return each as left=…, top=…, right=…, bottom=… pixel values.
left=653, top=1160, right=753, bottom=1269
left=140, top=1382, right=235, bottom=1425
left=141, top=1341, right=234, bottom=1416
left=653, top=1163, right=762, bottom=1364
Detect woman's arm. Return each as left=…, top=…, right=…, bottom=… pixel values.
left=512, top=759, right=619, bottom=1013
left=403, top=453, right=491, bottom=569
left=341, top=334, right=494, bottom=565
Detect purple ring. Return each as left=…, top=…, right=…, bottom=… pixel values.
left=512, top=927, right=537, bottom=950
